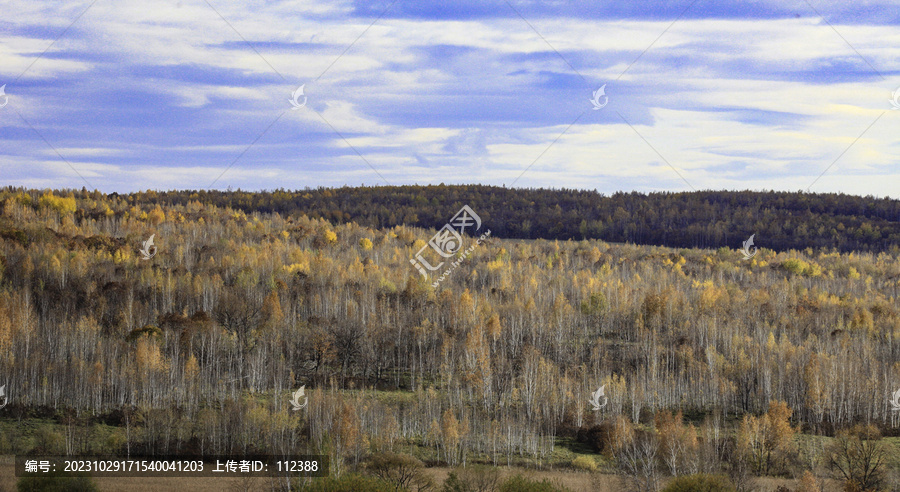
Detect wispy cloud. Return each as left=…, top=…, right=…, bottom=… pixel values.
left=1, top=0, right=897, bottom=196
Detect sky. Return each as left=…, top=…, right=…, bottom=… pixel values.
left=1, top=0, right=898, bottom=196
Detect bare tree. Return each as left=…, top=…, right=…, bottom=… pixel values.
left=827, top=425, right=887, bottom=491
left=366, top=452, right=434, bottom=491
left=214, top=288, right=264, bottom=389
left=618, top=431, right=662, bottom=492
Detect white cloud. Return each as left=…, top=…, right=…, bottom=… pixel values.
left=0, top=0, right=897, bottom=197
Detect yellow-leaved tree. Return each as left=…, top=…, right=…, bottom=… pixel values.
left=737, top=400, right=796, bottom=475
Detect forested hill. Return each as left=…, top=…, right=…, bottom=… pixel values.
left=133, top=186, right=900, bottom=254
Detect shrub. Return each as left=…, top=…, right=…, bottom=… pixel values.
left=365, top=452, right=433, bottom=491
left=17, top=472, right=98, bottom=492
left=571, top=455, right=598, bottom=472
left=442, top=465, right=501, bottom=492
left=796, top=471, right=821, bottom=492
left=582, top=415, right=634, bottom=458
left=298, top=473, right=395, bottom=492
left=498, top=474, right=571, bottom=492
left=661, top=473, right=736, bottom=492
left=32, top=426, right=64, bottom=455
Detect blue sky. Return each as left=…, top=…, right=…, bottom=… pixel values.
left=1, top=0, right=898, bottom=196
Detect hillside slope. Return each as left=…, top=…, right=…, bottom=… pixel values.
left=134, top=186, right=900, bottom=253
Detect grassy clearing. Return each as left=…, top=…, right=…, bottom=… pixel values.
left=0, top=456, right=843, bottom=492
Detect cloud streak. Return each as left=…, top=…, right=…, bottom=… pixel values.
left=0, top=0, right=897, bottom=197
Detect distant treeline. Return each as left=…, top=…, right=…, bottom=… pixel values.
left=130, top=186, right=900, bottom=253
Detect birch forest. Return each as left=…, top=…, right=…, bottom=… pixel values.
left=1, top=187, right=900, bottom=491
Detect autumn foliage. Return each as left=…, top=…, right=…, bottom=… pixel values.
left=0, top=187, right=898, bottom=490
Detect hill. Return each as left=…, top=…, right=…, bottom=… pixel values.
left=131, top=185, right=900, bottom=254
left=0, top=187, right=898, bottom=489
